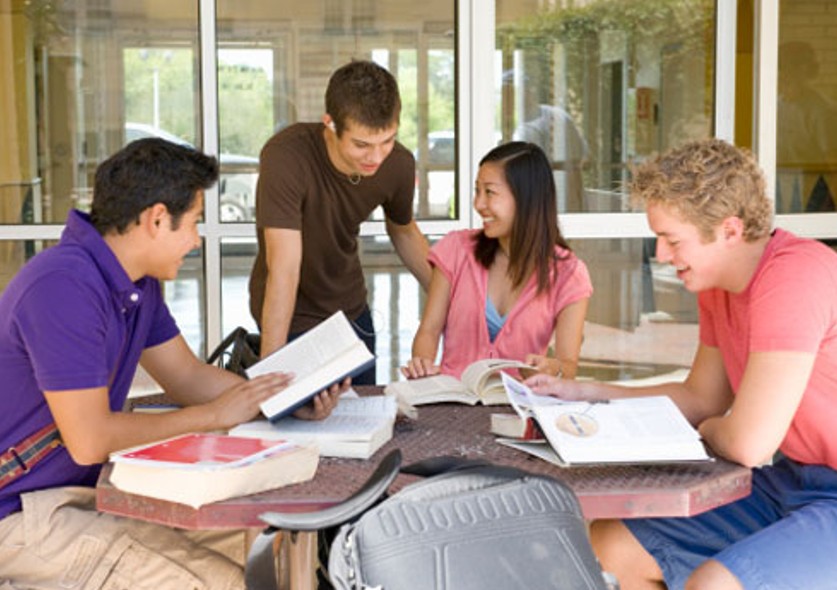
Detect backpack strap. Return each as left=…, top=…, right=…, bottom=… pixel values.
left=400, top=454, right=492, bottom=477
left=258, top=449, right=402, bottom=532
left=0, top=422, right=62, bottom=491
left=206, top=327, right=249, bottom=367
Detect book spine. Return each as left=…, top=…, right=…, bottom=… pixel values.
left=265, top=357, right=376, bottom=423
left=522, top=418, right=545, bottom=441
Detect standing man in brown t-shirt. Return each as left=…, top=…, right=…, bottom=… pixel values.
left=249, top=60, right=432, bottom=384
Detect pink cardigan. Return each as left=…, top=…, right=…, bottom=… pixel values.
left=430, top=230, right=593, bottom=378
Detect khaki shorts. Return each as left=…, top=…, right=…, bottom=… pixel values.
left=0, top=487, right=246, bottom=590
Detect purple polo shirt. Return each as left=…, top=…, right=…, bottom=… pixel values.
left=0, top=210, right=179, bottom=519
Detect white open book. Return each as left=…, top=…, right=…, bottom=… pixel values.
left=247, top=311, right=375, bottom=422
left=229, top=394, right=397, bottom=460
left=499, top=373, right=711, bottom=466
left=384, top=358, right=534, bottom=407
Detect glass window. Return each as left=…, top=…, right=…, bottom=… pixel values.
left=214, top=1, right=457, bottom=222
left=360, top=235, right=427, bottom=383
left=776, top=4, right=837, bottom=214
left=2, top=3, right=206, bottom=352
left=489, top=0, right=711, bottom=377
left=0, top=240, right=57, bottom=292
left=221, top=238, right=259, bottom=337
left=2, top=3, right=202, bottom=226
left=495, top=0, right=716, bottom=212
left=163, top=245, right=206, bottom=355
left=571, top=237, right=697, bottom=381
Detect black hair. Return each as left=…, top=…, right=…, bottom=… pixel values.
left=325, top=60, right=401, bottom=134
left=474, top=141, right=571, bottom=293
left=90, top=137, right=219, bottom=235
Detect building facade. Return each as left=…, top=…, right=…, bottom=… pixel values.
left=2, top=0, right=835, bottom=382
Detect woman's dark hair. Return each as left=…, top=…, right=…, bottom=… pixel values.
left=325, top=60, right=401, bottom=134
left=474, top=141, right=571, bottom=293
left=90, top=137, right=219, bottom=235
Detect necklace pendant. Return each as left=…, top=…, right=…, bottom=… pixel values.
left=348, top=173, right=361, bottom=185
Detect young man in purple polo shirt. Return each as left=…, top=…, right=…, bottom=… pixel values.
left=0, top=138, right=344, bottom=589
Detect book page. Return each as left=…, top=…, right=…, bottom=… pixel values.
left=232, top=396, right=396, bottom=442
left=501, top=372, right=567, bottom=420
left=289, top=343, right=374, bottom=394
left=477, top=375, right=511, bottom=405
left=233, top=415, right=384, bottom=442
left=250, top=311, right=376, bottom=420
left=247, top=311, right=359, bottom=380
left=497, top=439, right=566, bottom=467
left=383, top=375, right=473, bottom=405
left=533, top=396, right=709, bottom=464
left=460, top=359, right=532, bottom=399
left=329, top=395, right=394, bottom=417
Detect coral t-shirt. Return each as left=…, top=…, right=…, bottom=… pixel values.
left=699, top=229, right=837, bottom=468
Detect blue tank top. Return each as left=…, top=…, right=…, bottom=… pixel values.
left=486, top=296, right=507, bottom=342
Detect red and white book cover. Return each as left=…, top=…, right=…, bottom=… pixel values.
left=111, top=433, right=295, bottom=470
left=109, top=433, right=319, bottom=507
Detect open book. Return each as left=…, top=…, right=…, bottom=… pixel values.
left=229, top=394, right=397, bottom=460
left=488, top=367, right=691, bottom=440
left=384, top=358, right=534, bottom=407
left=247, top=311, right=375, bottom=422
left=499, top=373, right=711, bottom=466
left=109, top=433, right=318, bottom=508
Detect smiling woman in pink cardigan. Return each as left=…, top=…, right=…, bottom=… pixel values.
left=402, top=141, right=592, bottom=380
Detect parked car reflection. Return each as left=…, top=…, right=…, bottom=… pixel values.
left=125, top=122, right=259, bottom=222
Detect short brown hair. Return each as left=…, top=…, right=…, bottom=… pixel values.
left=92, top=138, right=218, bottom=235
left=325, top=60, right=401, bottom=135
left=630, top=138, right=773, bottom=242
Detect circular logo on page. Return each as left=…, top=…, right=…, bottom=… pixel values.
left=555, top=413, right=599, bottom=437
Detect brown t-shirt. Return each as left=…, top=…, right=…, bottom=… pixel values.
left=249, top=122, right=415, bottom=333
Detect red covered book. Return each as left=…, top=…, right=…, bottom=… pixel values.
left=109, top=433, right=318, bottom=508
left=490, top=414, right=545, bottom=440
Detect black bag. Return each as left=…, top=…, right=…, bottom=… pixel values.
left=206, top=327, right=260, bottom=377
left=250, top=451, right=618, bottom=590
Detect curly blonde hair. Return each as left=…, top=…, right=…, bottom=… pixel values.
left=629, top=139, right=773, bottom=242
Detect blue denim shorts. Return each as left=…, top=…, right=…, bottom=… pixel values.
left=624, top=456, right=837, bottom=590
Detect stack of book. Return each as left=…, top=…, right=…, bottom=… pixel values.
left=230, top=394, right=397, bottom=460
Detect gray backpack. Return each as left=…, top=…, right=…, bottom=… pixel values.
left=250, top=450, right=617, bottom=590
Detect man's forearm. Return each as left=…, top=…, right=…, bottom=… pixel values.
left=47, top=388, right=223, bottom=465
left=697, top=415, right=768, bottom=467
left=168, top=362, right=244, bottom=406
left=388, top=220, right=432, bottom=290
left=259, top=227, right=303, bottom=357
left=260, top=272, right=297, bottom=357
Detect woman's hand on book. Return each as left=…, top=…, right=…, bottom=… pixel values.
left=401, top=357, right=440, bottom=379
